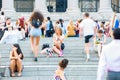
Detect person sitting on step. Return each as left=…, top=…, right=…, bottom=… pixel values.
left=40, top=43, right=53, bottom=57
left=10, top=44, right=24, bottom=77
left=53, top=27, right=65, bottom=57
left=54, top=59, right=69, bottom=80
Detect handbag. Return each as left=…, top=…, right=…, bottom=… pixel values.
left=61, top=43, right=65, bottom=50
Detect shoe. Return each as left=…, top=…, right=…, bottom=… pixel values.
left=34, top=57, right=38, bottom=62
left=58, top=51, right=63, bottom=57
left=11, top=73, right=15, bottom=77
left=18, top=73, right=22, bottom=77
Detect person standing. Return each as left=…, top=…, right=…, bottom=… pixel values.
left=79, top=13, right=96, bottom=62
left=97, top=28, right=120, bottom=80
left=28, top=11, right=44, bottom=61
left=45, top=17, right=54, bottom=37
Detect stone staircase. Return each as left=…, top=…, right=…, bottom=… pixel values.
left=0, top=37, right=112, bottom=80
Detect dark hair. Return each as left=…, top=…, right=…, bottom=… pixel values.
left=84, top=13, right=89, bottom=17
left=1, top=11, right=4, bottom=15
left=113, top=28, right=120, bottom=39
left=47, top=17, right=51, bottom=21
left=29, top=11, right=44, bottom=28
left=98, top=30, right=103, bottom=33
left=13, top=44, right=24, bottom=59
left=6, top=17, right=11, bottom=20
left=59, top=19, right=64, bottom=27
left=29, top=11, right=44, bottom=22
left=59, top=59, right=69, bottom=69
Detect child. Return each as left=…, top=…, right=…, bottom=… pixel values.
left=54, top=59, right=69, bottom=80
left=94, top=30, right=106, bottom=57
left=40, top=44, right=53, bottom=57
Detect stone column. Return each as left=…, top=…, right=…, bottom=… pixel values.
left=67, top=0, right=80, bottom=13
left=66, top=0, right=80, bottom=19
left=99, top=0, right=113, bottom=13
left=34, top=0, right=48, bottom=14
left=1, top=0, right=16, bottom=17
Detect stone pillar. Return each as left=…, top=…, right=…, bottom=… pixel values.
left=34, top=0, right=48, bottom=14
left=99, top=0, right=113, bottom=13
left=1, top=0, right=16, bottom=17
left=66, top=0, right=80, bottom=19
left=98, top=0, right=113, bottom=20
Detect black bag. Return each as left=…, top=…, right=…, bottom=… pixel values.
left=42, top=44, right=50, bottom=50
left=61, top=43, right=65, bottom=50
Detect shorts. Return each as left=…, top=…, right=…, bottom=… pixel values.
left=30, top=28, right=41, bottom=37
left=85, top=35, right=93, bottom=43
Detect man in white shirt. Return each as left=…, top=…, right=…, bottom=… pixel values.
left=79, top=13, right=96, bottom=62
left=97, top=28, right=120, bottom=80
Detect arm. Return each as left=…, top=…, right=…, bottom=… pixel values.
left=59, top=72, right=66, bottom=80
left=97, top=48, right=107, bottom=80
left=10, top=51, right=17, bottom=60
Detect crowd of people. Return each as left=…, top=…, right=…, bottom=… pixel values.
left=0, top=11, right=120, bottom=80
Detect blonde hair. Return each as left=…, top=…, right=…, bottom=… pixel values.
left=55, top=27, right=62, bottom=36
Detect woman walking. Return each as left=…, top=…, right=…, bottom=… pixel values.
left=28, top=11, right=44, bottom=61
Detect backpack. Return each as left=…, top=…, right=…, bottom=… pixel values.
left=31, top=19, right=42, bottom=28
left=42, top=44, right=50, bottom=50
left=49, top=21, right=54, bottom=34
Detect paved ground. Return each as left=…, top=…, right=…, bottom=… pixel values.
left=0, top=37, right=112, bottom=80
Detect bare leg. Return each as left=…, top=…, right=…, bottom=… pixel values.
left=53, top=46, right=62, bottom=56
left=16, top=59, right=22, bottom=76
left=30, top=36, right=35, bottom=53
left=85, top=43, right=90, bottom=61
left=35, top=36, right=40, bottom=58
left=10, top=60, right=16, bottom=77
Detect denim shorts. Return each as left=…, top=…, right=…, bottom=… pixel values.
left=30, top=28, right=41, bottom=37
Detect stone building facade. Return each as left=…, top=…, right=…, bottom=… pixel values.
left=0, top=0, right=120, bottom=21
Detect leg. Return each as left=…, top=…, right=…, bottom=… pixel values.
left=30, top=36, right=35, bottom=53
left=97, top=44, right=102, bottom=57
left=16, top=59, right=22, bottom=76
left=53, top=46, right=60, bottom=55
left=35, top=36, right=40, bottom=57
left=84, top=35, right=92, bottom=62
left=34, top=36, right=40, bottom=61
left=10, top=60, right=16, bottom=77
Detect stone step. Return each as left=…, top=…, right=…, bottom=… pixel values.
left=1, top=76, right=97, bottom=80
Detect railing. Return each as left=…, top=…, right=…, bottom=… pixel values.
left=111, top=3, right=120, bottom=13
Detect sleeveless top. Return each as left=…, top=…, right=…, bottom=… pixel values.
left=96, top=34, right=104, bottom=43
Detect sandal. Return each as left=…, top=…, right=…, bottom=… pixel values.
left=18, top=73, right=22, bottom=77
left=11, top=73, right=15, bottom=77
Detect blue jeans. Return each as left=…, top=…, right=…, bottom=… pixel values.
left=107, top=71, right=120, bottom=80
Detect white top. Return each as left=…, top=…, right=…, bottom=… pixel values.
left=79, top=18, right=96, bottom=36
left=53, top=33, right=64, bottom=43
left=97, top=40, right=120, bottom=80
